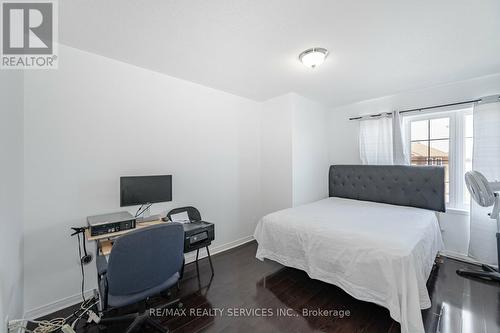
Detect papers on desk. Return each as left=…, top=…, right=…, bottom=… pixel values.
left=170, top=211, right=190, bottom=223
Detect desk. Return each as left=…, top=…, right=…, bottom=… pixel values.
left=87, top=220, right=215, bottom=275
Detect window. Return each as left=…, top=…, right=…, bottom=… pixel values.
left=405, top=107, right=473, bottom=210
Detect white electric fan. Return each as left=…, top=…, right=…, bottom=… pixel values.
left=456, top=170, right=500, bottom=282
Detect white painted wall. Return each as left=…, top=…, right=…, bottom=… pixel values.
left=327, top=109, right=361, bottom=165
left=438, top=211, right=470, bottom=257
left=22, top=45, right=262, bottom=315
left=291, top=94, right=329, bottom=206
left=327, top=73, right=500, bottom=256
left=0, top=71, right=24, bottom=332
left=260, top=93, right=330, bottom=212
left=260, top=94, right=293, bottom=215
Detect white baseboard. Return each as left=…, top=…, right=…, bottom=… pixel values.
left=184, top=235, right=254, bottom=263
left=23, top=289, right=95, bottom=320
left=23, top=235, right=255, bottom=320
left=440, top=250, right=483, bottom=266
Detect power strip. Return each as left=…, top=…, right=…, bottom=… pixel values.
left=7, top=319, right=28, bottom=333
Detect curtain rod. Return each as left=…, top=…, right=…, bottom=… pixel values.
left=348, top=98, right=482, bottom=121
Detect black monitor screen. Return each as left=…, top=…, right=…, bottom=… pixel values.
left=120, top=175, right=172, bottom=207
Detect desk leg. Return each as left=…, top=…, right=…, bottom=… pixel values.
left=206, top=246, right=214, bottom=276
left=195, top=249, right=200, bottom=276
left=189, top=247, right=214, bottom=277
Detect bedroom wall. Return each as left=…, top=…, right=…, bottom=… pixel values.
left=0, top=71, right=24, bottom=332
left=260, top=93, right=330, bottom=213
left=327, top=110, right=361, bottom=165
left=22, top=45, right=263, bottom=316
left=260, top=94, right=294, bottom=215
left=291, top=94, right=329, bottom=206
left=327, top=73, right=500, bottom=256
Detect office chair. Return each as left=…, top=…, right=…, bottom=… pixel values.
left=96, top=223, right=184, bottom=333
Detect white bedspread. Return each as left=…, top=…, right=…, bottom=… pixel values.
left=254, top=197, right=443, bottom=333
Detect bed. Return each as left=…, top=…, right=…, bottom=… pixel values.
left=254, top=165, right=445, bottom=333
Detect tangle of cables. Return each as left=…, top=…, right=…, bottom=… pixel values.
left=10, top=298, right=100, bottom=333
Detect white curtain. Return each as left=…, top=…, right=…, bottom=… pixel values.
left=359, top=111, right=408, bottom=165
left=468, top=101, right=500, bottom=265
left=392, top=111, right=408, bottom=165
left=359, top=115, right=393, bottom=165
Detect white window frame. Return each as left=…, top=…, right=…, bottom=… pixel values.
left=403, top=107, right=472, bottom=211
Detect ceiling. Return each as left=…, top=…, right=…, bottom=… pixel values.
left=59, top=0, right=500, bottom=107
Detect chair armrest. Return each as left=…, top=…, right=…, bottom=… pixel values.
left=96, top=254, right=108, bottom=276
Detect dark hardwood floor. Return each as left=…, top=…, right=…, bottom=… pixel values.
left=37, top=241, right=500, bottom=333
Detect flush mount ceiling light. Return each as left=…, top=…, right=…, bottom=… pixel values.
left=299, top=47, right=328, bottom=68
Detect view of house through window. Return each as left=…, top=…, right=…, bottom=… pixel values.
left=410, top=117, right=451, bottom=202
left=406, top=108, right=473, bottom=209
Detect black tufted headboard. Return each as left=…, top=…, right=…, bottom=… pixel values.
left=329, top=165, right=445, bottom=212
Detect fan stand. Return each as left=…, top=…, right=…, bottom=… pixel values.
left=456, top=232, right=500, bottom=282
left=457, top=194, right=500, bottom=282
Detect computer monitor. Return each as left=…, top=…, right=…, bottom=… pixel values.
left=120, top=175, right=172, bottom=207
